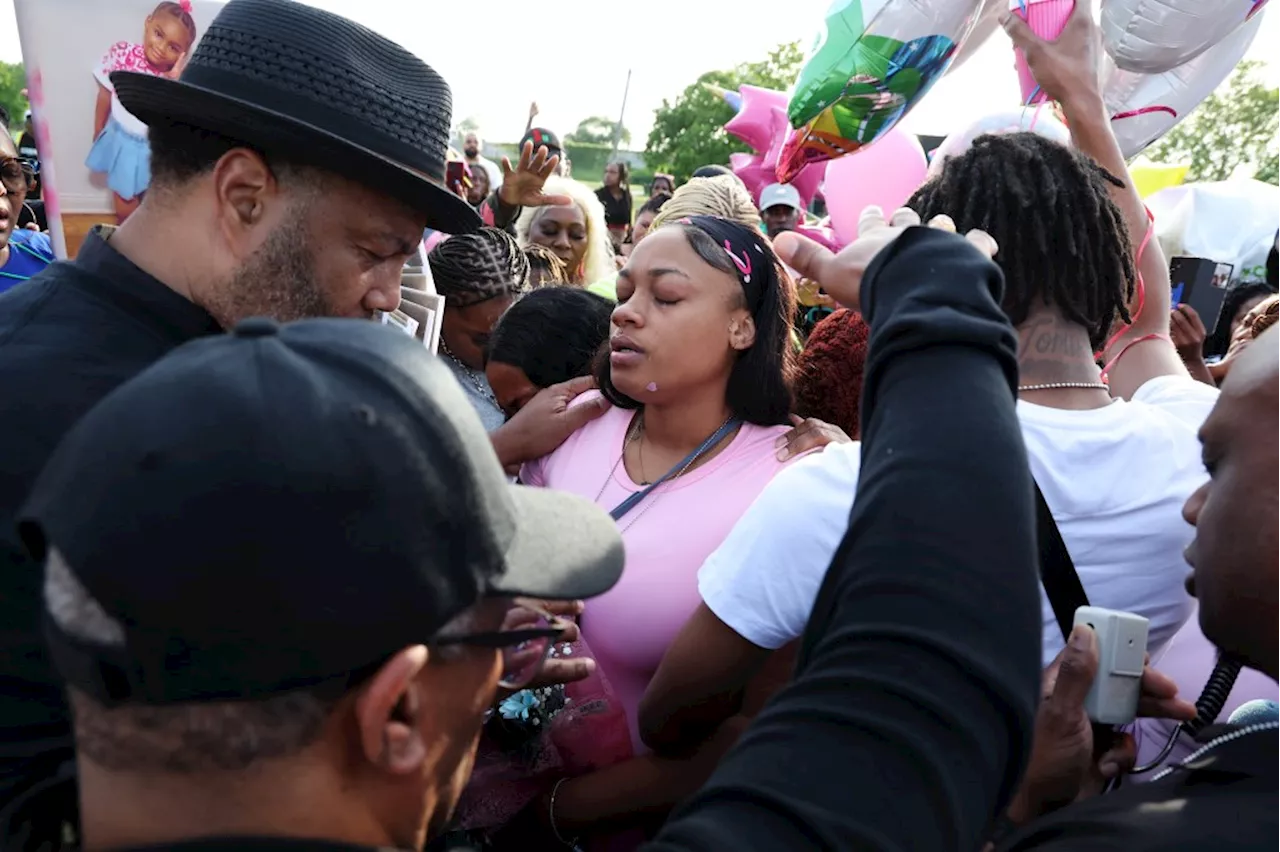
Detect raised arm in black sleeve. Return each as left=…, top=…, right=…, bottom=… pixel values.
left=645, top=228, right=1043, bottom=852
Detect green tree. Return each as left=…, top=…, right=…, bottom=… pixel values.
left=568, top=115, right=631, bottom=147
left=0, top=61, right=29, bottom=133
left=1146, top=60, right=1279, bottom=184
left=644, top=42, right=804, bottom=184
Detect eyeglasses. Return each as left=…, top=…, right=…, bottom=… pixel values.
left=0, top=157, right=37, bottom=194
left=431, top=599, right=571, bottom=689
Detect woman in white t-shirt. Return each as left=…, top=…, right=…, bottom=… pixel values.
left=641, top=125, right=1214, bottom=754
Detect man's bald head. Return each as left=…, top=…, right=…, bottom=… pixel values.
left=1184, top=326, right=1279, bottom=679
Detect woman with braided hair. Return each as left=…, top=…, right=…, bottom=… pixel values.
left=428, top=227, right=530, bottom=431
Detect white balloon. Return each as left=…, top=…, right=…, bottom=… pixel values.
left=1101, top=0, right=1268, bottom=74
left=1103, top=11, right=1264, bottom=159
left=927, top=108, right=1072, bottom=178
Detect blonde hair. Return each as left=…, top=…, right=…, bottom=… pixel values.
left=516, top=176, right=616, bottom=288
left=650, top=175, right=761, bottom=232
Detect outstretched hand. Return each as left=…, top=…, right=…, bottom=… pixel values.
left=498, top=141, right=571, bottom=209
left=774, top=206, right=998, bottom=311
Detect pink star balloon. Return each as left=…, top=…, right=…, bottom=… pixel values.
left=761, top=106, right=791, bottom=171
left=729, top=151, right=774, bottom=202
left=723, top=85, right=789, bottom=153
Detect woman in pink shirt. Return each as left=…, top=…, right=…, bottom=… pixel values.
left=520, top=215, right=799, bottom=846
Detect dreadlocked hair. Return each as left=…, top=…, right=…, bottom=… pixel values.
left=908, top=133, right=1136, bottom=351
left=153, top=2, right=198, bottom=46
left=524, top=244, right=571, bottom=287
left=428, top=227, right=530, bottom=309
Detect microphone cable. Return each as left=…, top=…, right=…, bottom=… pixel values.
left=1131, top=653, right=1243, bottom=774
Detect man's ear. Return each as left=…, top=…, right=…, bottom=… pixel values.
left=354, top=645, right=430, bottom=775
left=211, top=148, right=280, bottom=260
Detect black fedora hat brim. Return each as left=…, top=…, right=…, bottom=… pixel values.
left=114, top=72, right=481, bottom=235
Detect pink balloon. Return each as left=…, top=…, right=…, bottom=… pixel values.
left=823, top=129, right=928, bottom=245
left=787, top=161, right=827, bottom=211
left=723, top=85, right=789, bottom=153
left=761, top=107, right=790, bottom=171
left=729, top=152, right=775, bottom=203
left=794, top=222, right=844, bottom=252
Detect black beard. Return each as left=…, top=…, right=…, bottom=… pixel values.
left=464, top=147, right=479, bottom=159
left=207, top=217, right=332, bottom=327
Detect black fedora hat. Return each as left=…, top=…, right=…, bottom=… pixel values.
left=113, top=0, right=479, bottom=234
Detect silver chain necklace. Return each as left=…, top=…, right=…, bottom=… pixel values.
left=1018, top=381, right=1110, bottom=392
left=441, top=342, right=498, bottom=407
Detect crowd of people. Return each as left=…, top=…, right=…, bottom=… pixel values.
left=0, top=1, right=1275, bottom=851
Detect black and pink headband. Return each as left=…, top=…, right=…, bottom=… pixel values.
left=678, top=215, right=772, bottom=313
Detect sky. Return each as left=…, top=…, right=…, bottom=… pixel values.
left=3, top=0, right=1276, bottom=148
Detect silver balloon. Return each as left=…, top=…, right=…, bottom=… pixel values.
left=1102, top=10, right=1264, bottom=158
left=1101, top=0, right=1268, bottom=74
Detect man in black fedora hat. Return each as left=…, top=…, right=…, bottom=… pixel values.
left=0, top=0, right=597, bottom=844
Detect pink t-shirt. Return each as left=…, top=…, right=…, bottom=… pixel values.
left=521, top=394, right=796, bottom=753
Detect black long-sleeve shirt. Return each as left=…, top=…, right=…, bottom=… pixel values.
left=645, top=228, right=1043, bottom=851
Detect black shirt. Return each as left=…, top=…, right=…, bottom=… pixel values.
left=0, top=228, right=222, bottom=806
left=999, top=724, right=1278, bottom=851
left=647, top=228, right=1042, bottom=851
left=15, top=131, right=38, bottom=162
left=17, top=200, right=47, bottom=232
left=594, top=186, right=633, bottom=228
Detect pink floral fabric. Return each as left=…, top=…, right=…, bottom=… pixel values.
left=95, top=41, right=163, bottom=89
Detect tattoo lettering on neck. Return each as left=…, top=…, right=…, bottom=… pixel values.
left=1018, top=315, right=1100, bottom=384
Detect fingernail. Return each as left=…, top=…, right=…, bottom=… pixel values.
left=1099, top=760, right=1121, bottom=779
left=1070, top=624, right=1092, bottom=649
left=774, top=435, right=787, bottom=449
left=776, top=447, right=789, bottom=461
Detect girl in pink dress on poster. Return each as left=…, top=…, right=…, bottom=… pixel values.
left=85, top=1, right=198, bottom=223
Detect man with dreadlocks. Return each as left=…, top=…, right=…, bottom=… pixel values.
left=429, top=227, right=531, bottom=431
left=643, top=3, right=1217, bottom=763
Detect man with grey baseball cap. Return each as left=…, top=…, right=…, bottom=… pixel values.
left=758, top=182, right=805, bottom=239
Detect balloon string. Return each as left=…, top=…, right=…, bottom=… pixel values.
left=1098, top=205, right=1156, bottom=365
left=1111, top=105, right=1178, bottom=121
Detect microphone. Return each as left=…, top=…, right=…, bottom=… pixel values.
left=1227, top=699, right=1279, bottom=727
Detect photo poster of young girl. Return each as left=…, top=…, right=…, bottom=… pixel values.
left=13, top=0, right=223, bottom=255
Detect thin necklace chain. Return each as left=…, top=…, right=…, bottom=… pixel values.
left=441, top=342, right=498, bottom=407
left=594, top=412, right=733, bottom=535
left=1018, top=381, right=1110, bottom=392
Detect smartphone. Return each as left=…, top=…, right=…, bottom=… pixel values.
left=446, top=160, right=469, bottom=194
left=1073, top=606, right=1149, bottom=725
